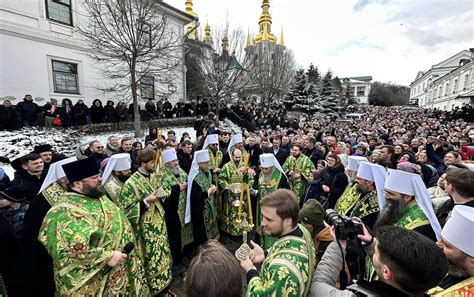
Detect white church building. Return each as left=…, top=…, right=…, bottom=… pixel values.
left=0, top=0, right=193, bottom=106
left=409, top=49, right=474, bottom=111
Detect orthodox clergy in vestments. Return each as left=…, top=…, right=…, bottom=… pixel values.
left=283, top=144, right=315, bottom=202
left=218, top=148, right=255, bottom=236
left=203, top=134, right=223, bottom=219
left=335, top=155, right=368, bottom=216
left=16, top=157, right=75, bottom=296
left=240, top=189, right=316, bottom=297
left=102, top=153, right=131, bottom=204
left=188, top=149, right=219, bottom=247
left=161, top=148, right=193, bottom=265
left=257, top=153, right=290, bottom=251
left=366, top=168, right=443, bottom=281
left=428, top=205, right=474, bottom=296
left=119, top=149, right=173, bottom=296
left=337, top=161, right=384, bottom=229
left=39, top=157, right=149, bottom=296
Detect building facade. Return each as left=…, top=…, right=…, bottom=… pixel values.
left=341, top=76, right=372, bottom=104
left=409, top=49, right=474, bottom=110
left=0, top=0, right=193, bottom=106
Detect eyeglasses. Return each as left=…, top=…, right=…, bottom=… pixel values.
left=96, top=146, right=104, bottom=149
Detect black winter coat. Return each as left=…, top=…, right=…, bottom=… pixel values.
left=0, top=106, right=17, bottom=130
left=321, top=164, right=348, bottom=209
left=73, top=103, right=90, bottom=125
left=90, top=104, right=105, bottom=124
left=16, top=100, right=41, bottom=124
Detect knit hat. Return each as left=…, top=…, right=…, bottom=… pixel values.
left=298, top=199, right=325, bottom=230
left=34, top=144, right=53, bottom=154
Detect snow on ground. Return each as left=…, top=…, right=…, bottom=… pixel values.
left=0, top=126, right=194, bottom=180
left=0, top=119, right=240, bottom=179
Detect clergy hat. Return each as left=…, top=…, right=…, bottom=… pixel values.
left=228, top=133, right=243, bottom=150
left=357, top=162, right=387, bottom=208
left=39, top=157, right=77, bottom=193
left=185, top=149, right=211, bottom=225
left=195, top=149, right=210, bottom=163
left=259, top=153, right=286, bottom=177
left=34, top=144, right=53, bottom=153
left=62, top=157, right=100, bottom=183
left=385, top=169, right=442, bottom=239
left=101, top=154, right=131, bottom=185
left=202, top=134, right=219, bottom=150
left=441, top=205, right=474, bottom=256
left=347, top=156, right=368, bottom=172
left=162, top=148, right=177, bottom=163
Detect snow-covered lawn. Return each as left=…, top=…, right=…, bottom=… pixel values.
left=0, top=119, right=241, bottom=179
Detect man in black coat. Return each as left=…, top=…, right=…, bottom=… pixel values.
left=113, top=137, right=139, bottom=172
left=271, top=136, right=289, bottom=166
left=177, top=140, right=193, bottom=174
left=163, top=98, right=173, bottom=118
left=16, top=94, right=41, bottom=127
left=33, top=144, right=66, bottom=173
left=0, top=100, right=17, bottom=130
left=244, top=135, right=263, bottom=169
left=0, top=153, right=45, bottom=241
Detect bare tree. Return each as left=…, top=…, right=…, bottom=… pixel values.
left=245, top=42, right=296, bottom=109
left=77, top=0, right=185, bottom=136
left=193, top=27, right=250, bottom=121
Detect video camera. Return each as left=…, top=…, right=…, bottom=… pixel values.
left=325, top=209, right=363, bottom=240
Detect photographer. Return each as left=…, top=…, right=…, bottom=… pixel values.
left=310, top=224, right=448, bottom=296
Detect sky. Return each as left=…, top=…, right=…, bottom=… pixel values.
left=164, top=0, right=473, bottom=86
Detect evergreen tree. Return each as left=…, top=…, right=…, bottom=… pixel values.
left=283, top=69, right=307, bottom=111
left=320, top=69, right=333, bottom=96
left=332, top=76, right=343, bottom=93
left=306, top=63, right=321, bottom=84
left=320, top=70, right=343, bottom=114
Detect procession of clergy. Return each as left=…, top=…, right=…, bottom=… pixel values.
left=3, top=131, right=473, bottom=297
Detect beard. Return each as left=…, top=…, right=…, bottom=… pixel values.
left=374, top=199, right=408, bottom=231
left=448, top=263, right=469, bottom=278
left=263, top=224, right=283, bottom=237
left=115, top=172, right=130, bottom=183
left=171, top=166, right=180, bottom=175
left=83, top=184, right=105, bottom=199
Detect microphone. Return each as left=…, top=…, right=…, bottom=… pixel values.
left=103, top=242, right=135, bottom=274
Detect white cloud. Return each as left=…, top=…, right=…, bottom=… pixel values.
left=165, top=0, right=473, bottom=85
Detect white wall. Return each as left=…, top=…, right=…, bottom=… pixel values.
left=0, top=0, right=189, bottom=106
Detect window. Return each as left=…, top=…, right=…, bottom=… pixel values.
left=350, top=87, right=355, bottom=95
left=139, top=22, right=152, bottom=49
left=45, top=0, right=72, bottom=25
left=453, top=79, right=458, bottom=94
left=445, top=82, right=449, bottom=96
left=464, top=74, right=469, bottom=90
left=52, top=60, right=79, bottom=94
left=438, top=86, right=442, bottom=98
left=357, top=86, right=365, bottom=97
left=140, top=76, right=155, bottom=100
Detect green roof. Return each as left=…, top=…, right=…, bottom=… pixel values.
left=226, top=55, right=243, bottom=70
left=347, top=76, right=373, bottom=82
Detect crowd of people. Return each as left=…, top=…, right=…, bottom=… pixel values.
left=0, top=95, right=217, bottom=130
left=0, top=101, right=473, bottom=296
